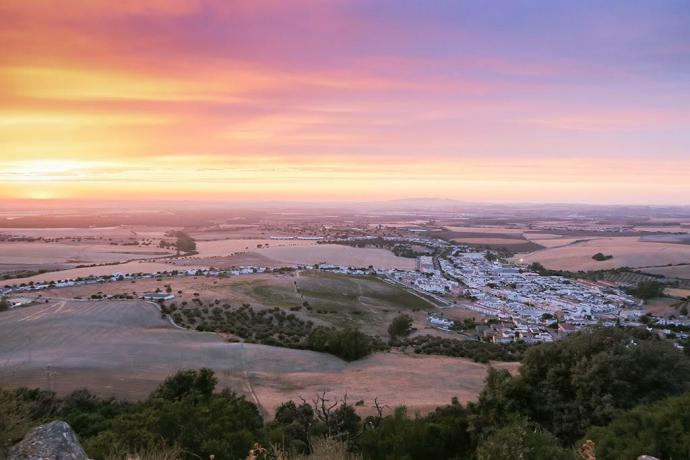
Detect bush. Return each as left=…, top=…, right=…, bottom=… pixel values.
left=54, top=369, right=263, bottom=460
left=476, top=416, right=573, bottom=460
left=592, top=252, right=613, bottom=261
left=171, top=303, right=379, bottom=361
left=471, top=328, right=690, bottom=444
left=387, top=314, right=413, bottom=337
left=628, top=280, right=664, bottom=299
left=307, top=327, right=376, bottom=361
left=0, top=388, right=32, bottom=457
left=586, top=390, right=690, bottom=460
left=398, top=335, right=527, bottom=362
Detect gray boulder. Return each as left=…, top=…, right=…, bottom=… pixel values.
left=8, top=421, right=88, bottom=460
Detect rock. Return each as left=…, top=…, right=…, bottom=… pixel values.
left=637, top=457, right=660, bottom=460
left=8, top=421, right=88, bottom=460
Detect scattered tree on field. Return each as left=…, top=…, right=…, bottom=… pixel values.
left=387, top=314, right=413, bottom=337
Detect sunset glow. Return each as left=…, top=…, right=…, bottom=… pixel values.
left=1, top=1, right=689, bottom=204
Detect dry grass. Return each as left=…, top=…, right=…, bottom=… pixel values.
left=259, top=245, right=415, bottom=270
left=293, top=438, right=361, bottom=460
left=665, top=288, right=690, bottom=299
left=643, top=298, right=681, bottom=317
left=0, top=300, right=512, bottom=417
left=105, top=445, right=182, bottom=460
left=0, top=242, right=172, bottom=265
left=247, top=438, right=360, bottom=460
left=444, top=226, right=525, bottom=234
left=194, top=239, right=316, bottom=258
left=514, top=236, right=690, bottom=272
left=0, top=388, right=31, bottom=457
left=642, top=265, right=690, bottom=280
left=452, top=237, right=528, bottom=246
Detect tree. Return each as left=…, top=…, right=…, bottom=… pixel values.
left=586, top=390, right=690, bottom=460
left=628, top=280, right=664, bottom=300
left=360, top=401, right=473, bottom=460
left=77, top=369, right=263, bottom=460
left=151, top=368, right=216, bottom=402
left=174, top=232, right=196, bottom=253
left=476, top=416, right=574, bottom=460
left=592, top=253, right=613, bottom=261
left=472, top=328, right=690, bottom=444
left=0, top=297, right=8, bottom=312
left=271, top=400, right=315, bottom=453
left=388, top=314, right=413, bottom=338
left=306, top=327, right=374, bottom=361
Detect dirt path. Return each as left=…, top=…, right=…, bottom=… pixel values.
left=239, top=342, right=266, bottom=418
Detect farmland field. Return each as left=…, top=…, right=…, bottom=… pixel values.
left=0, top=241, right=173, bottom=275
left=235, top=271, right=434, bottom=332
left=258, top=244, right=416, bottom=269
left=194, top=238, right=317, bottom=257
left=641, top=265, right=690, bottom=280
left=1, top=261, right=205, bottom=286
left=0, top=226, right=171, bottom=239
left=514, top=236, right=690, bottom=272
left=22, top=272, right=435, bottom=335
left=523, top=237, right=598, bottom=249
left=451, top=237, right=529, bottom=246
left=443, top=226, right=525, bottom=234
left=665, top=288, right=690, bottom=299
left=0, top=299, right=514, bottom=416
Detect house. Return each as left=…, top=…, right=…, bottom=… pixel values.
left=558, top=323, right=578, bottom=335
left=9, top=297, right=33, bottom=308
left=428, top=315, right=455, bottom=330
left=416, top=256, right=435, bottom=273
left=141, top=292, right=175, bottom=301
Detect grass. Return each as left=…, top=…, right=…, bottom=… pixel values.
left=170, top=271, right=435, bottom=335
left=248, top=282, right=302, bottom=307
left=232, top=272, right=432, bottom=314
left=296, top=272, right=433, bottom=312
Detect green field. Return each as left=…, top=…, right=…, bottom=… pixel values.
left=233, top=271, right=434, bottom=333
left=241, top=271, right=432, bottom=310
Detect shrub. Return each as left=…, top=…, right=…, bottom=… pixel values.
left=387, top=314, right=413, bottom=337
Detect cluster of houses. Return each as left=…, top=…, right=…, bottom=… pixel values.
left=432, top=246, right=646, bottom=341
left=391, top=270, right=459, bottom=296
left=0, top=266, right=278, bottom=298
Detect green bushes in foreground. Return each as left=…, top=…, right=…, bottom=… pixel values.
left=585, top=390, right=690, bottom=460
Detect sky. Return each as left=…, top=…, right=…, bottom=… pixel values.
left=1, top=0, right=689, bottom=205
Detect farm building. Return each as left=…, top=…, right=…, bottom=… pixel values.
left=141, top=292, right=175, bottom=301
